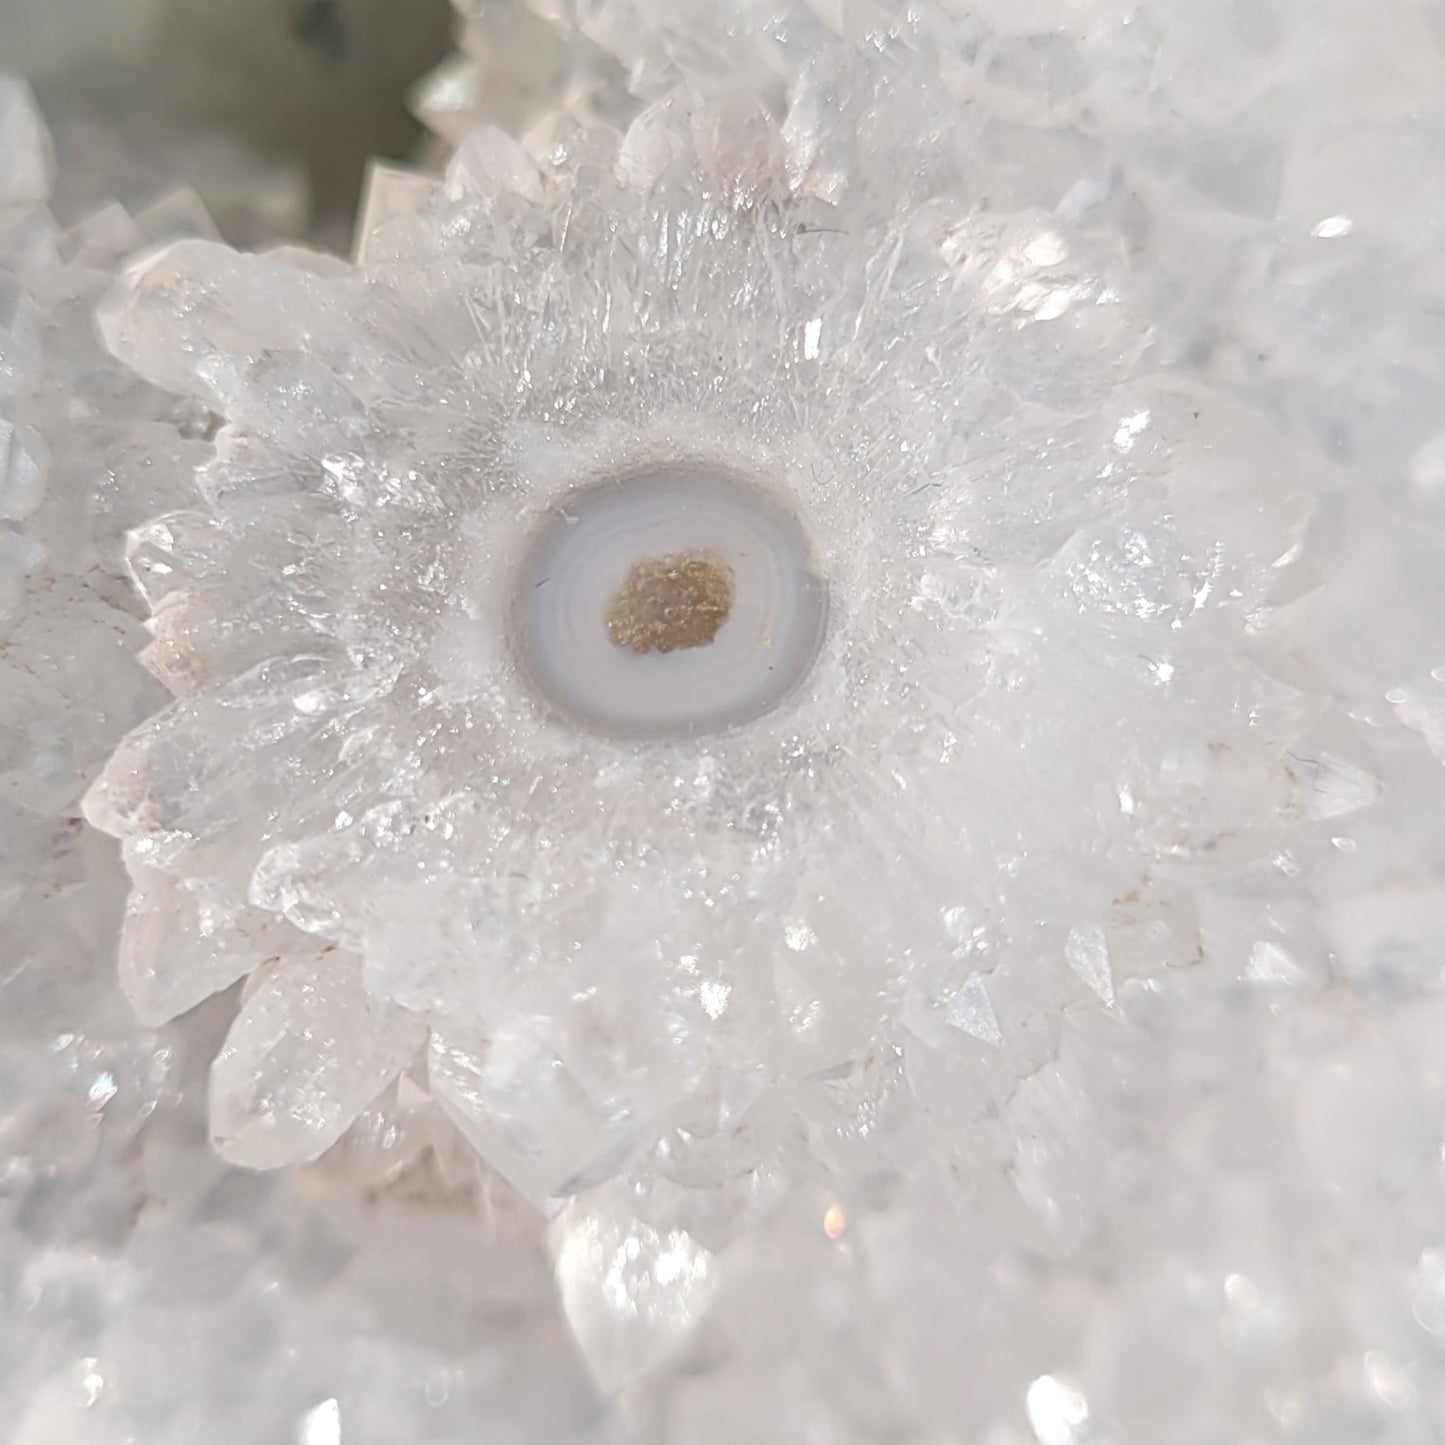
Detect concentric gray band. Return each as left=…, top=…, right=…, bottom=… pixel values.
left=511, top=463, right=828, bottom=739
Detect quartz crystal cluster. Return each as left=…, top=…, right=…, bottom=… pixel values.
left=6, top=0, right=1445, bottom=1440
left=0, top=71, right=604, bottom=1445
left=89, top=10, right=1316, bottom=1201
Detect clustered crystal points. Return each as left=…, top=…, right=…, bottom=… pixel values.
left=5, top=0, right=1445, bottom=1438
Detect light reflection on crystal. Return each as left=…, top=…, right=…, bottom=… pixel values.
left=1065, top=926, right=1115, bottom=1007
left=1412, top=1250, right=1445, bottom=1336
left=553, top=1206, right=719, bottom=1391
left=1026, top=1374, right=1090, bottom=1445
left=1362, top=1351, right=1417, bottom=1413
left=296, top=1397, right=342, bottom=1445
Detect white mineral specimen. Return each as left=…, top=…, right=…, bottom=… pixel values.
left=87, top=21, right=1321, bottom=1229
left=10, top=0, right=1445, bottom=1438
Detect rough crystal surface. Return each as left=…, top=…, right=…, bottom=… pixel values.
left=6, top=0, right=1445, bottom=1439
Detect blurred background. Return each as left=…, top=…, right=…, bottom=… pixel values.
left=0, top=0, right=454, bottom=241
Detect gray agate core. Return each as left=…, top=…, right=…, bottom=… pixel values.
left=513, top=464, right=828, bottom=738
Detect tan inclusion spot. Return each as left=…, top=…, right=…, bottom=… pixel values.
left=605, top=550, right=736, bottom=654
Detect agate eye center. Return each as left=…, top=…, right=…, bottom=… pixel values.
left=512, top=463, right=827, bottom=738
left=605, top=550, right=736, bottom=654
